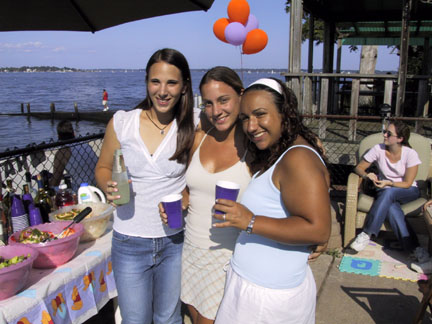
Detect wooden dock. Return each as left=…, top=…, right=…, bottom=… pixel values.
left=0, top=110, right=115, bottom=124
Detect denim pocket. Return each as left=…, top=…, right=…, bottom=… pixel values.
left=112, top=230, right=131, bottom=242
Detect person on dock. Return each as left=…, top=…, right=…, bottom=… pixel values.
left=50, top=120, right=98, bottom=192
left=350, top=120, right=429, bottom=264
left=102, top=89, right=109, bottom=111
left=95, top=48, right=199, bottom=324
left=213, top=78, right=331, bottom=324
left=161, top=66, right=252, bottom=324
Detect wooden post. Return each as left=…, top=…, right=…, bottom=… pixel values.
left=74, top=102, right=80, bottom=121
left=50, top=102, right=55, bottom=119
left=319, top=78, right=329, bottom=139
left=308, top=15, right=315, bottom=73
left=20, top=103, right=24, bottom=114
left=304, top=76, right=313, bottom=125
left=395, top=0, right=412, bottom=116
left=384, top=79, right=394, bottom=106
left=26, top=103, right=31, bottom=114
left=349, top=79, right=360, bottom=141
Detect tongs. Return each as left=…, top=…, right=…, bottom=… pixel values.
left=43, top=207, right=92, bottom=242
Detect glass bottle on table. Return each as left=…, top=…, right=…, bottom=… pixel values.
left=55, top=184, right=75, bottom=210
left=3, top=179, right=15, bottom=211
left=25, top=171, right=38, bottom=199
left=64, top=175, right=78, bottom=204
left=22, top=184, right=34, bottom=214
left=34, top=173, right=53, bottom=223
left=112, top=149, right=130, bottom=205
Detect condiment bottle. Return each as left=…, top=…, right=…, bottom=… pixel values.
left=112, top=149, right=130, bottom=205
left=55, top=184, right=75, bottom=209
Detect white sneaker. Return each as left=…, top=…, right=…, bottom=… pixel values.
left=350, top=232, right=370, bottom=252
left=103, top=107, right=109, bottom=112
left=413, top=246, right=430, bottom=263
left=411, top=260, right=432, bottom=274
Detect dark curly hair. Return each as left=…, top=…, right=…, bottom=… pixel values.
left=244, top=78, right=326, bottom=173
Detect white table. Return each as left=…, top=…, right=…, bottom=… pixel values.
left=0, top=228, right=117, bottom=324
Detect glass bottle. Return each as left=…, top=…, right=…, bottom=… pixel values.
left=55, top=184, right=75, bottom=209
left=22, top=184, right=34, bottom=214
left=3, top=179, right=15, bottom=211
left=34, top=173, right=53, bottom=223
left=64, top=175, right=78, bottom=204
left=112, top=149, right=130, bottom=205
left=25, top=171, right=38, bottom=199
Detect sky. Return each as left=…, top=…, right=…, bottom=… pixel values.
left=0, top=0, right=400, bottom=71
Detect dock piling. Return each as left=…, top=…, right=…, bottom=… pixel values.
left=26, top=103, right=31, bottom=114
left=20, top=103, right=24, bottom=114
left=74, top=102, right=80, bottom=121
left=50, top=103, right=55, bottom=119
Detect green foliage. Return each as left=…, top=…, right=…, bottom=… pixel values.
left=0, top=66, right=82, bottom=72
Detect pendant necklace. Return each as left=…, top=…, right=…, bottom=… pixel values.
left=146, top=111, right=170, bottom=135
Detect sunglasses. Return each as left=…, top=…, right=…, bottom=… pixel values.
left=382, top=130, right=398, bottom=137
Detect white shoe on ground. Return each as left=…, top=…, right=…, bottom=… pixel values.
left=412, top=246, right=430, bottom=264
left=411, top=260, right=432, bottom=274
left=350, top=232, right=370, bottom=252
left=103, top=107, right=109, bottom=112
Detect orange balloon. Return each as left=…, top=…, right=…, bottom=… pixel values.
left=227, top=0, right=250, bottom=25
left=213, top=18, right=230, bottom=43
left=242, top=29, right=268, bottom=54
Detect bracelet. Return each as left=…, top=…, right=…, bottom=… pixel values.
left=246, top=214, right=256, bottom=234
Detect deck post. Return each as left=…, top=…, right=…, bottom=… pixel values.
left=349, top=79, right=360, bottom=141
left=319, top=78, right=328, bottom=139
left=74, top=102, right=80, bottom=121
left=304, top=76, right=313, bottom=125
left=384, top=79, right=393, bottom=106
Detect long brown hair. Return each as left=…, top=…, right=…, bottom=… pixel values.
left=244, top=78, right=326, bottom=172
left=135, top=48, right=195, bottom=164
left=392, top=120, right=411, bottom=148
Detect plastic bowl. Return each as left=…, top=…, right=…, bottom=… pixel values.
left=8, top=222, right=84, bottom=269
left=49, top=202, right=114, bottom=242
left=0, top=245, right=38, bottom=300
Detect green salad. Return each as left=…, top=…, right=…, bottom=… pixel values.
left=0, top=254, right=30, bottom=269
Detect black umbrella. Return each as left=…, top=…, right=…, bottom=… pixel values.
left=0, top=0, right=214, bottom=32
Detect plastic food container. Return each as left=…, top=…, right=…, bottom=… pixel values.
left=0, top=245, right=39, bottom=300
left=8, top=222, right=84, bottom=269
left=49, top=202, right=114, bottom=242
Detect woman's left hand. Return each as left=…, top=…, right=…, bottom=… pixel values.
left=374, top=179, right=392, bottom=189
left=308, top=242, right=328, bottom=262
left=212, top=198, right=254, bottom=230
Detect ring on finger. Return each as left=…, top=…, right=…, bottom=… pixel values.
left=223, top=213, right=226, bottom=221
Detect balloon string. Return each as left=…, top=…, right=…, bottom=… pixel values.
left=239, top=46, right=244, bottom=83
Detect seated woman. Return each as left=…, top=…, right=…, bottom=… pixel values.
left=350, top=121, right=429, bottom=262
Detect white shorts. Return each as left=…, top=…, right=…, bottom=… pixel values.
left=215, top=265, right=316, bottom=324
left=102, top=100, right=108, bottom=105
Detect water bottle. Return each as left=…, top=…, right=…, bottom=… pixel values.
left=112, top=149, right=130, bottom=205
left=55, top=184, right=75, bottom=209
left=78, top=183, right=107, bottom=204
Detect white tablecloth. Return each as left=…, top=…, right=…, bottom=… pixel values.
left=0, top=227, right=117, bottom=324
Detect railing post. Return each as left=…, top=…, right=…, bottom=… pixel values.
left=384, top=79, right=393, bottom=106
left=74, top=102, right=80, bottom=121
left=349, top=79, right=360, bottom=141
left=319, top=78, right=328, bottom=139
left=303, top=76, right=313, bottom=125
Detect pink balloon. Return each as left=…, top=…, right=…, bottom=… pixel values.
left=224, top=22, right=247, bottom=46
left=244, top=14, right=259, bottom=33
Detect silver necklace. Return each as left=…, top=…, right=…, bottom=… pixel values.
left=146, top=111, right=170, bottom=134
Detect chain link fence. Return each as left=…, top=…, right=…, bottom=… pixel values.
left=1, top=116, right=432, bottom=195
left=0, top=133, right=104, bottom=195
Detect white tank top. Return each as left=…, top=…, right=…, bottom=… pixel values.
left=184, top=131, right=251, bottom=252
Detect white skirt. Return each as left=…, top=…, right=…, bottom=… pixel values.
left=215, top=265, right=316, bottom=324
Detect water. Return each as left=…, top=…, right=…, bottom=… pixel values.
left=0, top=70, right=285, bottom=152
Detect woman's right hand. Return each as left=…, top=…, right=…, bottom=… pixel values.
left=424, top=200, right=432, bottom=212
left=105, top=180, right=121, bottom=206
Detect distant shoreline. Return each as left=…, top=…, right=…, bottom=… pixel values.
left=0, top=67, right=397, bottom=74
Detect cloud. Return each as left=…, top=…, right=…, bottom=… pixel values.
left=0, top=41, right=43, bottom=51
left=53, top=47, right=65, bottom=52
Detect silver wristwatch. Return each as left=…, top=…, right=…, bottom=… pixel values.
left=246, top=214, right=256, bottom=234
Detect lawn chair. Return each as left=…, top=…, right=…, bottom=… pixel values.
left=343, top=132, right=432, bottom=247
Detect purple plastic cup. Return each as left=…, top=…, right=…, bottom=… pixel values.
left=28, top=205, right=43, bottom=226
left=161, top=194, right=183, bottom=229
left=215, top=180, right=240, bottom=214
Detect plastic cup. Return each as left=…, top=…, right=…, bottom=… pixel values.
left=161, top=194, right=183, bottom=229
left=29, top=205, right=43, bottom=226
left=215, top=181, right=240, bottom=214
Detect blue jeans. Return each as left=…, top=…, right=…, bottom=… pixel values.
left=364, top=186, right=420, bottom=251
left=112, top=230, right=184, bottom=324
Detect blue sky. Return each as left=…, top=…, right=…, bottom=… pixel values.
left=0, top=0, right=400, bottom=71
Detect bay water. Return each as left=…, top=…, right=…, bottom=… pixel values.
left=0, top=69, right=285, bottom=152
